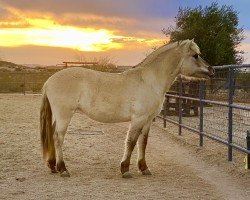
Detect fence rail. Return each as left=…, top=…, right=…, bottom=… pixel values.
left=156, top=64, right=250, bottom=166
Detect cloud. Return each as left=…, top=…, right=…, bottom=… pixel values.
left=240, top=30, right=250, bottom=63
left=0, top=1, right=167, bottom=54
left=0, top=0, right=174, bottom=19
left=0, top=45, right=149, bottom=66
left=0, top=0, right=174, bottom=36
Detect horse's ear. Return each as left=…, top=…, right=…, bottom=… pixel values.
left=179, top=39, right=194, bottom=53
left=189, top=39, right=200, bottom=53
left=179, top=40, right=188, bottom=47
left=179, top=40, right=191, bottom=49
left=189, top=39, right=195, bottom=49
left=190, top=39, right=196, bottom=47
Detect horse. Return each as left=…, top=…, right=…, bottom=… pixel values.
left=40, top=39, right=214, bottom=178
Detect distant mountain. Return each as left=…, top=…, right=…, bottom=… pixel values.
left=0, top=61, right=49, bottom=72
left=0, top=61, right=26, bottom=72
left=21, top=64, right=46, bottom=68
left=0, top=60, right=132, bottom=73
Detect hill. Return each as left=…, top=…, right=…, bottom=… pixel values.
left=0, top=61, right=26, bottom=72
left=0, top=60, right=131, bottom=73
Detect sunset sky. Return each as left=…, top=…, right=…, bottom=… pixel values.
left=0, top=0, right=250, bottom=66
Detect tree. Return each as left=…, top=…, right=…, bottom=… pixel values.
left=162, top=2, right=244, bottom=66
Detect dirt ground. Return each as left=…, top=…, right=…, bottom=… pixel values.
left=0, top=94, right=249, bottom=200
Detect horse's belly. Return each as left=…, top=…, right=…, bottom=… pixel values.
left=85, top=110, right=131, bottom=123
left=93, top=113, right=130, bottom=123
left=78, top=103, right=131, bottom=123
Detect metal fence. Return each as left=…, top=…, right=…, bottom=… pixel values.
left=157, top=64, right=250, bottom=164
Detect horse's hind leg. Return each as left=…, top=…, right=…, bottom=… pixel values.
left=47, top=122, right=57, bottom=173
left=137, top=122, right=152, bottom=175
left=54, top=112, right=73, bottom=177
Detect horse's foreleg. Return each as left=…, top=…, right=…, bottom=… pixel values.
left=120, top=125, right=141, bottom=178
left=137, top=122, right=152, bottom=175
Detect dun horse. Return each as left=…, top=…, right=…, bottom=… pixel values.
left=40, top=40, right=214, bottom=178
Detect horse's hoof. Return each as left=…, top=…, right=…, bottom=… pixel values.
left=60, top=171, right=70, bottom=177
left=141, top=169, right=152, bottom=175
left=50, top=168, right=58, bottom=173
left=122, top=172, right=133, bottom=178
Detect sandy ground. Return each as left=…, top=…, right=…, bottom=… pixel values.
left=0, top=94, right=249, bottom=200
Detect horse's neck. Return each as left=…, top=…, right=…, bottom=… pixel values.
left=141, top=49, right=182, bottom=96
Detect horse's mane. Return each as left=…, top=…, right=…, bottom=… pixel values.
left=133, top=39, right=200, bottom=69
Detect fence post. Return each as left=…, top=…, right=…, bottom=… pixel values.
left=227, top=67, right=234, bottom=161
left=163, top=97, right=167, bottom=128
left=178, top=79, right=183, bottom=136
left=199, top=81, right=205, bottom=146
left=246, top=131, right=250, bottom=169
left=23, top=72, right=26, bottom=95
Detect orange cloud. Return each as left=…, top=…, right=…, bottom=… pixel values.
left=0, top=3, right=165, bottom=52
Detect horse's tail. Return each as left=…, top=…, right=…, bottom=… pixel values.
left=40, top=89, right=55, bottom=162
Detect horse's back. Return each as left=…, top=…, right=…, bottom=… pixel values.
left=43, top=67, right=133, bottom=122
left=43, top=67, right=163, bottom=123
left=44, top=67, right=90, bottom=97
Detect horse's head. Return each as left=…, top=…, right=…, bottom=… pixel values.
left=179, top=39, right=214, bottom=79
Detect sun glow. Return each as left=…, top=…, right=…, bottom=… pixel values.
left=0, top=18, right=122, bottom=51
left=0, top=5, right=164, bottom=52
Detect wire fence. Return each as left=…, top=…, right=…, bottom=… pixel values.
left=157, top=64, right=250, bottom=164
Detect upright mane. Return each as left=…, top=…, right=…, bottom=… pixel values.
left=134, top=39, right=200, bottom=68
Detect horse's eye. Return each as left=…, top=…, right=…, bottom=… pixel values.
left=193, top=54, right=199, bottom=59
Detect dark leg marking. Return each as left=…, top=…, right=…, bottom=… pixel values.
left=120, top=139, right=137, bottom=175
left=137, top=130, right=151, bottom=175
left=56, top=161, right=70, bottom=177
left=138, top=159, right=148, bottom=172
left=56, top=161, right=67, bottom=173
left=120, top=159, right=130, bottom=175
left=47, top=159, right=57, bottom=173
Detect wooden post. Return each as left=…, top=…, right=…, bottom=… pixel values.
left=178, top=79, right=183, bottom=136
left=23, top=72, right=26, bottom=95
